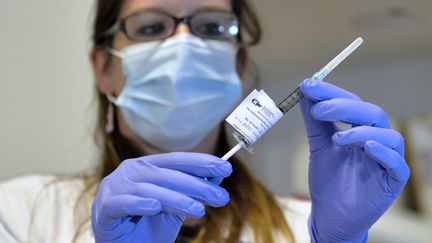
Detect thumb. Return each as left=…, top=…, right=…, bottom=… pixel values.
left=299, top=95, right=336, bottom=153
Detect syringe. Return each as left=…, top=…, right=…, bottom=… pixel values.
left=222, top=37, right=364, bottom=161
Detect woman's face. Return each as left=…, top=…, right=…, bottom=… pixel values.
left=108, top=0, right=232, bottom=94
left=92, top=0, right=240, bottom=154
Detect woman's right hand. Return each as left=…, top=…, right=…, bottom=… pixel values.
left=91, top=152, right=232, bottom=243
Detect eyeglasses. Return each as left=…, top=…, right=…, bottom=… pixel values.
left=102, top=10, right=240, bottom=42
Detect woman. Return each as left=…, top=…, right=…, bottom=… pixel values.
left=0, top=0, right=410, bottom=242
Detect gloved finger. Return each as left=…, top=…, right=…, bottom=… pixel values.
left=300, top=97, right=338, bottom=152
left=311, top=98, right=391, bottom=128
left=332, top=126, right=404, bottom=155
left=97, top=195, right=162, bottom=225
left=364, top=141, right=410, bottom=194
left=209, top=177, right=223, bottom=185
left=142, top=152, right=232, bottom=179
left=129, top=162, right=230, bottom=207
left=299, top=78, right=360, bottom=150
left=131, top=182, right=206, bottom=218
left=300, top=78, right=362, bottom=102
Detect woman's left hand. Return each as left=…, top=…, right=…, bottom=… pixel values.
left=299, top=78, right=410, bottom=243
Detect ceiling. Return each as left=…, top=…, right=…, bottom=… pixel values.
left=248, top=0, right=432, bottom=75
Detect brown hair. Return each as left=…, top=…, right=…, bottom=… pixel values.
left=86, top=0, right=295, bottom=242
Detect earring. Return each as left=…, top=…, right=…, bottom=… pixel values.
left=105, top=102, right=114, bottom=133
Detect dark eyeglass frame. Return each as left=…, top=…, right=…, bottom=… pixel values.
left=101, top=9, right=240, bottom=42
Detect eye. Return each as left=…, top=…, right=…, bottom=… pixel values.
left=134, top=22, right=166, bottom=37
left=197, top=22, right=224, bottom=37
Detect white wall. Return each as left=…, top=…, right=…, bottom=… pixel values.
left=0, top=0, right=97, bottom=179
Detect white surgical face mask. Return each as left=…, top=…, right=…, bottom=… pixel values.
left=108, top=33, right=242, bottom=151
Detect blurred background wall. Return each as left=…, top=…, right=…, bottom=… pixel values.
left=1, top=0, right=431, bottom=242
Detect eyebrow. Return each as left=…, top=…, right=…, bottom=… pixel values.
left=124, top=6, right=231, bottom=19
left=190, top=6, right=232, bottom=14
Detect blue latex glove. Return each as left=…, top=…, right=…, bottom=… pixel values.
left=299, top=78, right=410, bottom=242
left=91, top=152, right=232, bottom=243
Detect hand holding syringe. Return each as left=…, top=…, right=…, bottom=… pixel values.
left=222, top=37, right=364, bottom=161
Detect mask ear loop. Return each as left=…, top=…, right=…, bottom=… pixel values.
left=104, top=47, right=122, bottom=134
left=107, top=48, right=123, bottom=58
left=105, top=94, right=117, bottom=133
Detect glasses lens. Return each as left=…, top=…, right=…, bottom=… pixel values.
left=124, top=12, right=174, bottom=41
left=190, top=11, right=239, bottom=40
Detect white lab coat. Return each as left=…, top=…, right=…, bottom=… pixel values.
left=0, top=175, right=310, bottom=243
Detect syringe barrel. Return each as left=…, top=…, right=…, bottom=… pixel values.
left=277, top=87, right=303, bottom=114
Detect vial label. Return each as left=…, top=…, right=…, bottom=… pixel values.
left=226, top=89, right=283, bottom=145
